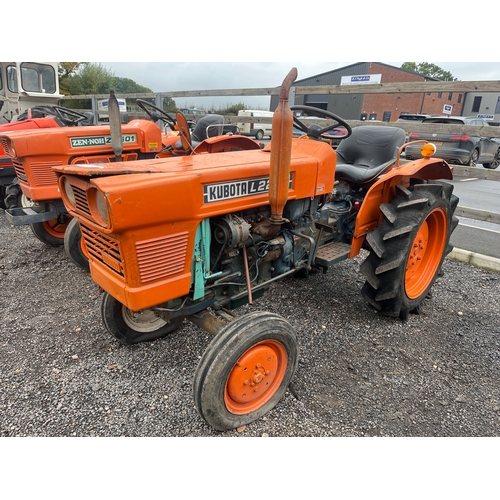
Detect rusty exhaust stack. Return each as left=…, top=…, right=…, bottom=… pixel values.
left=269, top=67, right=297, bottom=224
left=108, top=90, right=123, bottom=162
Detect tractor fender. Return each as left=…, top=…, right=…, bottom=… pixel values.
left=349, top=158, right=453, bottom=258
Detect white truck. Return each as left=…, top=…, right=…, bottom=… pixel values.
left=236, top=109, right=273, bottom=140
left=0, top=62, right=64, bottom=123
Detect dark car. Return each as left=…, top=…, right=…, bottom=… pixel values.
left=405, top=116, right=500, bottom=169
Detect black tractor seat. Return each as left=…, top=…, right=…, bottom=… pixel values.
left=175, top=114, right=225, bottom=149
left=334, top=126, right=406, bottom=185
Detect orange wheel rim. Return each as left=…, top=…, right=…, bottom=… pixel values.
left=43, top=219, right=68, bottom=238
left=405, top=208, right=447, bottom=299
left=225, top=340, right=288, bottom=415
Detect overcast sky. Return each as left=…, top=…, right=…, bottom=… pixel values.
left=98, top=61, right=500, bottom=110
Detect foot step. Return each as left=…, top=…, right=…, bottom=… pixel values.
left=314, top=241, right=351, bottom=267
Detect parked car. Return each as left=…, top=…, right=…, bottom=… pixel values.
left=405, top=116, right=500, bottom=169
left=396, top=113, right=431, bottom=123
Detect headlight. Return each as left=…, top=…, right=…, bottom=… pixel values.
left=62, top=177, right=76, bottom=208
left=88, top=187, right=109, bottom=226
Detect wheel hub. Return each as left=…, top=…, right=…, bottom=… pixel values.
left=225, top=341, right=287, bottom=413
left=405, top=208, right=447, bottom=299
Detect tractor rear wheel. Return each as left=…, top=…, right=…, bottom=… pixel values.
left=64, top=217, right=89, bottom=272
left=30, top=217, right=69, bottom=247
left=101, top=292, right=184, bottom=344
left=360, top=180, right=459, bottom=320
left=193, top=311, right=298, bottom=431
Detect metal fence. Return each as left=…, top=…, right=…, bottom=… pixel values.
left=60, top=79, right=500, bottom=228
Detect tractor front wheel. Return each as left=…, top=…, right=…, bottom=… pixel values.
left=30, top=217, right=69, bottom=247
left=64, top=217, right=89, bottom=272
left=101, top=292, right=184, bottom=344
left=193, top=311, right=298, bottom=431
left=360, top=180, right=459, bottom=320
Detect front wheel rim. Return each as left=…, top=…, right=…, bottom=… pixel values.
left=405, top=208, right=447, bottom=299
left=122, top=307, right=167, bottom=333
left=42, top=219, right=68, bottom=238
left=225, top=340, right=288, bottom=415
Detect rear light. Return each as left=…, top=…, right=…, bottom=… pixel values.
left=449, top=135, right=470, bottom=141
left=250, top=123, right=254, bottom=128
left=409, top=132, right=420, bottom=139
left=421, top=143, right=436, bottom=158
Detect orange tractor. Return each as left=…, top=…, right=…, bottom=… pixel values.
left=0, top=97, right=260, bottom=270
left=53, top=68, right=458, bottom=431
left=0, top=105, right=96, bottom=209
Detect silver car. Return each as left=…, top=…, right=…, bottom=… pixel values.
left=405, top=116, right=500, bottom=169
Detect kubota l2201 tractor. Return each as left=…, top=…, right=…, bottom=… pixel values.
left=53, top=68, right=458, bottom=431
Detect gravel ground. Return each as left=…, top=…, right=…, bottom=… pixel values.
left=1, top=211, right=499, bottom=438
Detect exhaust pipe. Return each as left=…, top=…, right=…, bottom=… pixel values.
left=269, top=67, right=297, bottom=224
left=108, top=90, right=123, bottom=162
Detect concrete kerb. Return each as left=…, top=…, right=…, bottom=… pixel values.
left=447, top=248, right=500, bottom=273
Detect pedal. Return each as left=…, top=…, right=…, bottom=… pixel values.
left=314, top=241, right=351, bottom=267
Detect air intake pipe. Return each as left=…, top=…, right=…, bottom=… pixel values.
left=269, top=67, right=297, bottom=224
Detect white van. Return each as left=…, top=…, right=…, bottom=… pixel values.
left=236, top=110, right=273, bottom=140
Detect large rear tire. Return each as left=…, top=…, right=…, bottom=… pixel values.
left=360, top=180, right=459, bottom=320
left=64, top=217, right=89, bottom=272
left=193, top=311, right=298, bottom=431
left=100, top=292, right=184, bottom=345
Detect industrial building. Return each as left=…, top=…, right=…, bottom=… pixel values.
left=270, top=62, right=466, bottom=122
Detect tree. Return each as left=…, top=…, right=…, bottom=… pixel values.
left=401, top=62, right=456, bottom=81
left=58, top=62, right=86, bottom=95
left=66, top=63, right=115, bottom=95
left=59, top=62, right=176, bottom=112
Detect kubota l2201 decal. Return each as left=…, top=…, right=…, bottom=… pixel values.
left=203, top=175, right=293, bottom=204
left=69, top=134, right=137, bottom=148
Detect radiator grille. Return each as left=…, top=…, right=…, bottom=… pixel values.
left=13, top=159, right=26, bottom=180
left=136, top=232, right=189, bottom=283
left=81, top=225, right=124, bottom=277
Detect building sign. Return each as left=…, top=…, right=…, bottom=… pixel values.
left=443, top=104, right=453, bottom=115
left=340, top=74, right=382, bottom=85
left=97, top=98, right=127, bottom=113
left=478, top=114, right=494, bottom=120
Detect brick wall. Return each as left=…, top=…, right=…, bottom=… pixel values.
left=360, top=63, right=464, bottom=121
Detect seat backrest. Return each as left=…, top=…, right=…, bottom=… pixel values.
left=191, top=114, right=224, bottom=143
left=336, top=126, right=405, bottom=167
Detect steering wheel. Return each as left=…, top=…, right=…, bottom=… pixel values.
left=175, top=111, right=194, bottom=153
left=136, top=99, right=177, bottom=130
left=51, top=106, right=88, bottom=126
left=290, top=105, right=352, bottom=141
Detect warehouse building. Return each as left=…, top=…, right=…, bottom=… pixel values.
left=270, top=62, right=465, bottom=122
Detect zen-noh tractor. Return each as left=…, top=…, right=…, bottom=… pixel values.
left=0, top=96, right=261, bottom=271
left=53, top=68, right=458, bottom=431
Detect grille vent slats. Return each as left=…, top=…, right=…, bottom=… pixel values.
left=72, top=185, right=92, bottom=216
left=81, top=225, right=124, bottom=277
left=31, top=162, right=63, bottom=186
left=136, top=233, right=189, bottom=283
